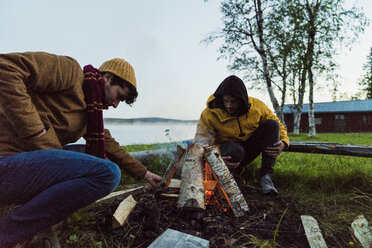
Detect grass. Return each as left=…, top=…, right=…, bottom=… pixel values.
left=229, top=132, right=372, bottom=247
left=272, top=133, right=372, bottom=241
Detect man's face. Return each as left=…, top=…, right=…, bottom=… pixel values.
left=103, top=73, right=130, bottom=108
left=222, top=95, right=241, bottom=116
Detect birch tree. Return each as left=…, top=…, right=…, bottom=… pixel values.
left=301, top=0, right=368, bottom=137
left=204, top=0, right=284, bottom=123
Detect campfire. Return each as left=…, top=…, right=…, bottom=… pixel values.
left=158, top=144, right=249, bottom=217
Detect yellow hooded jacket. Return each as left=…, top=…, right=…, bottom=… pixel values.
left=195, top=81, right=289, bottom=147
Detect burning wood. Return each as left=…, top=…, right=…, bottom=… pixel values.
left=158, top=145, right=185, bottom=190
left=204, top=146, right=249, bottom=217
left=177, top=143, right=206, bottom=211
left=204, top=180, right=217, bottom=191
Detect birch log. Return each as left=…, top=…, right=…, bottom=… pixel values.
left=286, top=142, right=372, bottom=158
left=158, top=145, right=185, bottom=190
left=177, top=143, right=205, bottom=211
left=204, top=146, right=249, bottom=217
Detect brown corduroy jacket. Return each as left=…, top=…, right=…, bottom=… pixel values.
left=0, top=52, right=147, bottom=179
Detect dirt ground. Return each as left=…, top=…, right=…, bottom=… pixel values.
left=61, top=184, right=353, bottom=248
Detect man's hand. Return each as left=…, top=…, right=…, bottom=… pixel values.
left=221, top=156, right=240, bottom=169
left=264, top=141, right=286, bottom=158
left=143, top=170, right=162, bottom=187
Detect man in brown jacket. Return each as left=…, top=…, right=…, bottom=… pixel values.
left=0, top=52, right=162, bottom=247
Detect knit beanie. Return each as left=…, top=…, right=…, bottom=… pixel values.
left=99, top=58, right=137, bottom=88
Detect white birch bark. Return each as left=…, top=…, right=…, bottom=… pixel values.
left=204, top=146, right=249, bottom=217
left=177, top=144, right=205, bottom=211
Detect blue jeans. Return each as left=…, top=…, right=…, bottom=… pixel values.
left=0, top=149, right=121, bottom=245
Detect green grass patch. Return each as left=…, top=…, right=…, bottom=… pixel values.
left=232, top=133, right=372, bottom=239
left=288, top=132, right=372, bottom=145
left=274, top=133, right=372, bottom=236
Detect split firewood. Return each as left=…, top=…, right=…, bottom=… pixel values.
left=112, top=195, right=137, bottom=229
left=161, top=193, right=179, bottom=198
left=301, top=215, right=328, bottom=248
left=204, top=146, right=249, bottom=217
left=177, top=143, right=206, bottom=211
left=96, top=186, right=145, bottom=203
left=158, top=145, right=185, bottom=191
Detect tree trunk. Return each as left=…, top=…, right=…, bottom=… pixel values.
left=293, top=66, right=307, bottom=134
left=293, top=111, right=301, bottom=134
left=177, top=144, right=205, bottom=211
left=306, top=1, right=318, bottom=137
left=308, top=90, right=316, bottom=137
left=307, top=33, right=316, bottom=137
left=204, top=146, right=249, bottom=217
left=255, top=0, right=283, bottom=120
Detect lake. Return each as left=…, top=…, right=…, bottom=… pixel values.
left=76, top=122, right=197, bottom=145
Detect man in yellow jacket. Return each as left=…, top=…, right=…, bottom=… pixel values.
left=0, top=52, right=161, bottom=247
left=194, top=75, right=289, bottom=195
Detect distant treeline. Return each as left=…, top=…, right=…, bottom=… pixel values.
left=104, top=117, right=197, bottom=124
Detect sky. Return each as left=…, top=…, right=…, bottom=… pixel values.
left=1, top=0, right=371, bottom=120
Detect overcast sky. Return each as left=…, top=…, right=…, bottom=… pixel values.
left=1, top=0, right=371, bottom=120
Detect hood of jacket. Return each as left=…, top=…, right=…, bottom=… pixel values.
left=207, top=75, right=250, bottom=117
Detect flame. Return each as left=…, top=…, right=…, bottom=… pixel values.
left=204, top=162, right=230, bottom=213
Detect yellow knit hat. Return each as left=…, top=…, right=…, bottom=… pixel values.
left=99, top=58, right=137, bottom=88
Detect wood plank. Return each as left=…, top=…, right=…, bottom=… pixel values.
left=96, top=186, right=145, bottom=203
left=286, top=141, right=372, bottom=158
left=204, top=146, right=249, bottom=217
left=148, top=228, right=209, bottom=248
left=351, top=215, right=372, bottom=248
left=112, top=195, right=137, bottom=229
left=301, top=215, right=328, bottom=248
left=177, top=144, right=205, bottom=211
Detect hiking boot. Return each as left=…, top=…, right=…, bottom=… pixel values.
left=37, top=227, right=61, bottom=248
left=260, top=174, right=278, bottom=195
